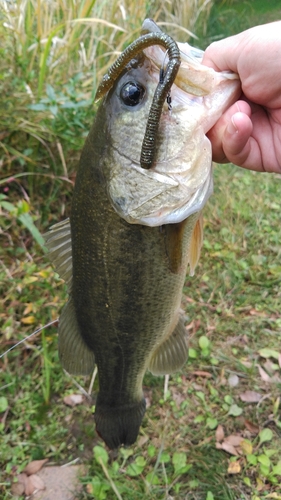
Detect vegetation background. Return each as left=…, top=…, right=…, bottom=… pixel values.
left=0, top=1, right=281, bottom=499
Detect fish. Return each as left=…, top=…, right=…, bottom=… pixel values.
left=44, top=19, right=240, bottom=449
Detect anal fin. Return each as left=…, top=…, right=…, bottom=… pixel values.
left=59, top=297, right=95, bottom=375
left=148, top=316, right=188, bottom=376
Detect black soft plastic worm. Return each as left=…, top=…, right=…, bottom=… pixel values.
left=95, top=24, right=180, bottom=170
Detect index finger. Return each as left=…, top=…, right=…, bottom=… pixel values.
left=202, top=36, right=241, bottom=73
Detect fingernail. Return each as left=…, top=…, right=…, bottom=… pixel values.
left=228, top=116, right=239, bottom=135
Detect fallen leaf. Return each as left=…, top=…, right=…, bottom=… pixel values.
left=192, top=371, right=212, bottom=378
left=63, top=394, right=84, bottom=407
left=215, top=424, right=224, bottom=442
left=24, top=474, right=45, bottom=496
left=256, top=477, right=265, bottom=491
left=228, top=374, right=239, bottom=387
left=24, top=458, right=48, bottom=475
left=227, top=461, right=241, bottom=474
left=249, top=309, right=257, bottom=315
left=224, top=435, right=244, bottom=447
left=244, top=419, right=260, bottom=434
left=264, top=359, right=279, bottom=374
left=240, top=440, right=253, bottom=455
left=86, top=483, right=93, bottom=494
left=239, top=391, right=262, bottom=403
left=11, top=481, right=25, bottom=496
left=21, top=315, right=36, bottom=324
left=240, top=360, right=252, bottom=368
left=16, top=473, right=28, bottom=487
left=138, top=435, right=149, bottom=447
left=216, top=441, right=239, bottom=456
left=257, top=365, right=271, bottom=382
left=23, top=304, right=34, bottom=315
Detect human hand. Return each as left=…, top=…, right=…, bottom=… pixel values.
left=202, top=21, right=281, bottom=173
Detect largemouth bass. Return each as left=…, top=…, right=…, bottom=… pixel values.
left=44, top=19, right=240, bottom=449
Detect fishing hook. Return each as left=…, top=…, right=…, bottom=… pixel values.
left=95, top=28, right=180, bottom=170
left=159, top=50, right=172, bottom=111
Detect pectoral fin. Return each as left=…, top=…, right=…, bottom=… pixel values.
left=188, top=212, right=203, bottom=277
left=59, top=298, right=95, bottom=375
left=43, top=218, right=72, bottom=289
left=148, top=317, right=188, bottom=376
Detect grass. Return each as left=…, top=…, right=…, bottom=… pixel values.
left=1, top=1, right=281, bottom=499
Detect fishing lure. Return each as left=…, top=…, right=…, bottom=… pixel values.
left=96, top=29, right=181, bottom=170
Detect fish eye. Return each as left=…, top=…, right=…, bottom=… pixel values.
left=120, top=81, right=145, bottom=107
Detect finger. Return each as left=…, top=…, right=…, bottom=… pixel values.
left=223, top=107, right=280, bottom=172
left=202, top=37, right=241, bottom=73
left=222, top=112, right=254, bottom=165
left=207, top=101, right=251, bottom=162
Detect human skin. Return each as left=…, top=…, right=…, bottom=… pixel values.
left=202, top=21, right=281, bottom=173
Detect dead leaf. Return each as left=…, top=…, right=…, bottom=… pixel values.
left=264, top=359, right=278, bottom=374
left=257, top=365, right=271, bottom=382
left=192, top=371, right=212, bottom=378
left=227, top=461, right=241, bottom=474
left=256, top=477, right=265, bottom=491
left=24, top=458, right=48, bottom=475
left=23, top=304, right=34, bottom=315
left=239, top=391, right=262, bottom=403
left=63, top=394, right=84, bottom=407
left=24, top=474, right=45, bottom=496
left=240, top=440, right=253, bottom=455
left=224, top=435, right=244, bottom=447
left=15, top=472, right=28, bottom=488
left=228, top=374, right=239, bottom=387
left=193, top=383, right=204, bottom=391
left=171, top=388, right=184, bottom=407
left=249, top=309, right=266, bottom=317
left=216, top=442, right=239, bottom=456
left=86, top=483, right=93, bottom=494
left=244, top=419, right=260, bottom=435
left=240, top=360, right=252, bottom=368
left=11, top=480, right=26, bottom=496
left=21, top=315, right=36, bottom=324
left=138, top=435, right=149, bottom=447
left=215, top=424, right=225, bottom=442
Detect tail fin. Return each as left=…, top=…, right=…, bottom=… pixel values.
left=94, top=397, right=146, bottom=449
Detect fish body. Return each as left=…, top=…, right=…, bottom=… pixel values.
left=45, top=20, right=240, bottom=449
